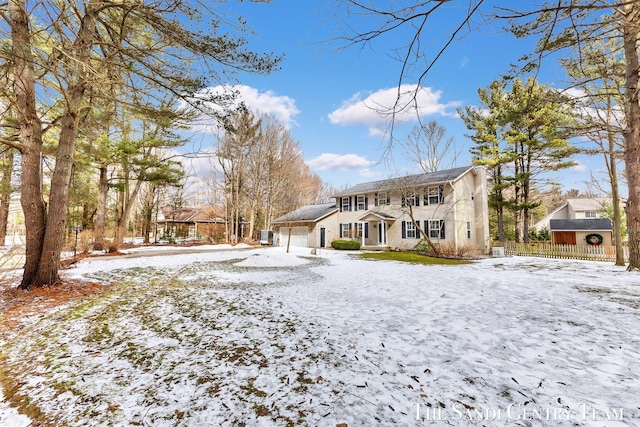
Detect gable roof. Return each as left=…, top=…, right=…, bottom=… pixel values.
left=550, top=218, right=613, bottom=231
left=159, top=205, right=226, bottom=223
left=271, top=203, right=337, bottom=224
left=566, top=198, right=608, bottom=212
left=332, top=166, right=476, bottom=197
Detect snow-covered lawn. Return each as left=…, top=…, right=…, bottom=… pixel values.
left=1, top=247, right=640, bottom=426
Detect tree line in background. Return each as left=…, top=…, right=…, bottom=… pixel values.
left=214, top=108, right=325, bottom=243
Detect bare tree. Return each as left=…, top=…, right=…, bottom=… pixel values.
left=403, top=120, right=458, bottom=173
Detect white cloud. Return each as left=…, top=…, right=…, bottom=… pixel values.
left=359, top=168, right=377, bottom=178
left=572, top=162, right=588, bottom=173
left=188, top=85, right=300, bottom=133
left=306, top=153, right=375, bottom=171
left=327, top=84, right=460, bottom=135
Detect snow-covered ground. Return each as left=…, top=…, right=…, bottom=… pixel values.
left=1, top=246, right=639, bottom=426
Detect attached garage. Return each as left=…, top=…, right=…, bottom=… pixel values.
left=271, top=203, right=338, bottom=248
left=278, top=227, right=309, bottom=248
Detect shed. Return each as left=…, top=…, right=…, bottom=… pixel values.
left=550, top=218, right=613, bottom=246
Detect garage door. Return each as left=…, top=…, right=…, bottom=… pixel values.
left=279, top=227, right=308, bottom=247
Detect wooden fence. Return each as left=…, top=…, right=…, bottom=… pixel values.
left=501, top=242, right=628, bottom=262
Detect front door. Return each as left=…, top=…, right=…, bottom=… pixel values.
left=320, top=227, right=325, bottom=248
left=378, top=221, right=387, bottom=245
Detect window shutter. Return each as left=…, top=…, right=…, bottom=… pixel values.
left=439, top=184, right=444, bottom=203
left=415, top=219, right=421, bottom=239
left=349, top=197, right=353, bottom=211
left=339, top=198, right=343, bottom=212
left=354, top=197, right=358, bottom=211
left=424, top=221, right=429, bottom=238
left=339, top=223, right=343, bottom=238
left=386, top=194, right=390, bottom=205
left=364, top=223, right=369, bottom=238
left=364, top=196, right=368, bottom=210
left=424, top=189, right=428, bottom=206
left=440, top=220, right=445, bottom=239
left=402, top=221, right=406, bottom=239
left=374, top=193, right=379, bottom=207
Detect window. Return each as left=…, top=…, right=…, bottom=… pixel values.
left=402, top=192, right=417, bottom=207
left=341, top=197, right=350, bottom=212
left=467, top=221, right=472, bottom=239
left=405, top=221, right=417, bottom=238
left=429, top=220, right=444, bottom=239
left=585, top=210, right=597, bottom=218
left=375, top=192, right=389, bottom=206
left=357, top=195, right=367, bottom=211
left=356, top=222, right=363, bottom=238
left=425, top=185, right=443, bottom=205
left=470, top=190, right=475, bottom=201
left=341, top=223, right=350, bottom=238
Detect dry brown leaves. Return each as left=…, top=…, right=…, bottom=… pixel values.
left=0, top=280, right=107, bottom=342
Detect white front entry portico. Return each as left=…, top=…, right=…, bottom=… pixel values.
left=358, top=212, right=396, bottom=247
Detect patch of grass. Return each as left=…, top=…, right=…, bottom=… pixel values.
left=359, top=251, right=473, bottom=265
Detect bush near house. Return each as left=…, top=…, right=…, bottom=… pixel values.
left=331, top=240, right=361, bottom=250
left=413, top=239, right=480, bottom=259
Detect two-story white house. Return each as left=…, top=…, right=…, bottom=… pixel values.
left=332, top=166, right=490, bottom=253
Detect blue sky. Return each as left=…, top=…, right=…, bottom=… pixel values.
left=186, top=0, right=605, bottom=194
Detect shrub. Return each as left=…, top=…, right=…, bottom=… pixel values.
left=331, top=239, right=361, bottom=250
left=414, top=239, right=480, bottom=259
left=413, top=239, right=435, bottom=255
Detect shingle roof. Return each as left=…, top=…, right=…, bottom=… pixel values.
left=332, top=166, right=475, bottom=197
left=271, top=203, right=337, bottom=224
left=566, top=198, right=608, bottom=212
left=159, top=205, right=225, bottom=223
left=550, top=218, right=613, bottom=231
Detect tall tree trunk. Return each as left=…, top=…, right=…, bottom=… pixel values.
left=10, top=0, right=46, bottom=288
left=29, top=4, right=97, bottom=287
left=621, top=3, right=640, bottom=270
left=0, top=149, right=15, bottom=245
left=37, top=112, right=80, bottom=284
left=93, top=166, right=108, bottom=251
left=610, top=155, right=625, bottom=266
left=114, top=178, right=142, bottom=247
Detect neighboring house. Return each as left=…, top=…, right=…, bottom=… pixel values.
left=533, top=198, right=614, bottom=246
left=156, top=204, right=227, bottom=241
left=271, top=203, right=338, bottom=248
left=331, top=166, right=490, bottom=253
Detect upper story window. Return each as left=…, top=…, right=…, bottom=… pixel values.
left=425, top=185, right=444, bottom=205
left=401, top=192, right=418, bottom=207
left=357, top=195, right=367, bottom=211
left=585, top=210, right=597, bottom=218
left=467, top=221, right=472, bottom=239
left=470, top=190, right=475, bottom=201
left=375, top=192, right=389, bottom=206
left=341, top=197, right=350, bottom=212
